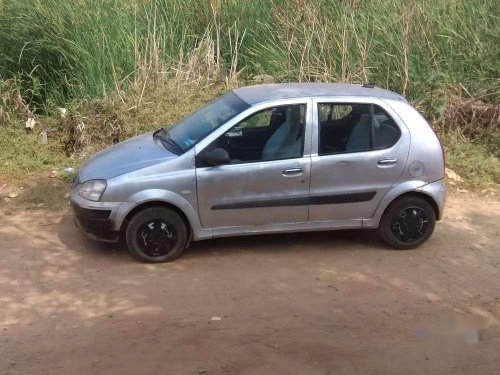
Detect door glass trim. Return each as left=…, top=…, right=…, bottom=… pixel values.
left=195, top=155, right=310, bottom=172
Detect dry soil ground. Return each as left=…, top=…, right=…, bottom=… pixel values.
left=0, top=193, right=499, bottom=374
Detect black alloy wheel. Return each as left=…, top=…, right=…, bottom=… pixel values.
left=126, top=207, right=188, bottom=263
left=390, top=207, right=430, bottom=243
left=379, top=196, right=436, bottom=250
left=136, top=219, right=178, bottom=257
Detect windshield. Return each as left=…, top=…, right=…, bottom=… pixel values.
left=165, top=92, right=249, bottom=153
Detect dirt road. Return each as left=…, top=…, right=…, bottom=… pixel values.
left=0, top=193, right=499, bottom=374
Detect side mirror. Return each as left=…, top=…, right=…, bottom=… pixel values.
left=204, top=148, right=230, bottom=166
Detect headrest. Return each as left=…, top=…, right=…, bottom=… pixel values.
left=287, top=106, right=302, bottom=124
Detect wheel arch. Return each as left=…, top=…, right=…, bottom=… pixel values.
left=363, top=182, right=443, bottom=229
left=385, top=191, right=440, bottom=220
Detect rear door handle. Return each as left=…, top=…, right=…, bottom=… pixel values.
left=282, top=167, right=303, bottom=176
left=377, top=158, right=398, bottom=166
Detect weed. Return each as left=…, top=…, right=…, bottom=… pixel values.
left=0, top=0, right=498, bottom=189
left=442, top=132, right=500, bottom=186
left=0, top=0, right=498, bottom=108
left=0, top=127, right=68, bottom=180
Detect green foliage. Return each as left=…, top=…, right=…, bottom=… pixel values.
left=442, top=132, right=500, bottom=186
left=414, top=71, right=450, bottom=121
left=0, top=81, right=225, bottom=181
left=0, top=0, right=498, bottom=110
left=0, top=127, right=67, bottom=179
left=0, top=81, right=498, bottom=189
left=0, top=0, right=498, bottom=188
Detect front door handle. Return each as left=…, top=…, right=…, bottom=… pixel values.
left=282, top=167, right=303, bottom=176
left=377, top=158, right=398, bottom=166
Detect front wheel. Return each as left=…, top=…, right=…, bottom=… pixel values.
left=125, top=207, right=188, bottom=263
left=378, top=196, right=436, bottom=250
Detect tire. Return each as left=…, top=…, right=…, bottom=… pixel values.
left=378, top=196, right=436, bottom=250
left=125, top=207, right=188, bottom=263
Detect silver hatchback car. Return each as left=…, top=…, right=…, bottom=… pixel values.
left=71, top=83, right=446, bottom=262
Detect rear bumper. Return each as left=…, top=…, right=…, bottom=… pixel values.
left=416, top=178, right=447, bottom=220
left=363, top=178, right=447, bottom=229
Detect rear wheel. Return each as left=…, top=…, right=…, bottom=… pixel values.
left=378, top=196, right=436, bottom=250
left=126, top=207, right=188, bottom=263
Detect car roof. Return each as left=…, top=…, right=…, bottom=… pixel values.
left=233, top=83, right=407, bottom=105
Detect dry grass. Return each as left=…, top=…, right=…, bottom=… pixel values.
left=438, top=96, right=500, bottom=141
left=0, top=0, right=498, bottom=198
left=60, top=81, right=227, bottom=159
left=441, top=132, right=500, bottom=186
left=1, top=78, right=499, bottom=189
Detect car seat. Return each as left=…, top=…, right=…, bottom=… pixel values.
left=262, top=106, right=302, bottom=160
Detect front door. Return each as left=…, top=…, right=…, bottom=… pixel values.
left=196, top=102, right=312, bottom=229
left=309, top=99, right=410, bottom=221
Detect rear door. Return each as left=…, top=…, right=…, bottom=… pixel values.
left=309, top=97, right=410, bottom=222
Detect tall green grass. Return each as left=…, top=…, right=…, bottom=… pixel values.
left=0, top=0, right=499, bottom=110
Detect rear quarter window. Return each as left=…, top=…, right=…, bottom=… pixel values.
left=372, top=105, right=401, bottom=150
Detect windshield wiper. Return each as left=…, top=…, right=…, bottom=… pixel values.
left=153, top=129, right=183, bottom=154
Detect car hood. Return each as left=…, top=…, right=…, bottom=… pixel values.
left=77, top=132, right=178, bottom=181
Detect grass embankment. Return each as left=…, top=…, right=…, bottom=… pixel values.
left=0, top=0, right=499, bottom=188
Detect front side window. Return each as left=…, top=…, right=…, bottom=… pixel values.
left=318, top=103, right=400, bottom=155
left=202, top=104, right=306, bottom=164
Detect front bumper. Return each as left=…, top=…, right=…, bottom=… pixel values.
left=70, top=188, right=132, bottom=243
left=73, top=204, right=119, bottom=242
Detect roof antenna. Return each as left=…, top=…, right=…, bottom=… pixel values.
left=362, top=82, right=375, bottom=88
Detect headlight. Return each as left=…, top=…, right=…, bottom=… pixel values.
left=77, top=179, right=107, bottom=201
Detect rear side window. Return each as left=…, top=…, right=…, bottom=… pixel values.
left=318, top=103, right=400, bottom=155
